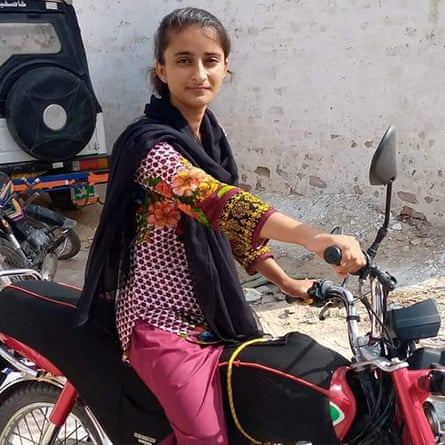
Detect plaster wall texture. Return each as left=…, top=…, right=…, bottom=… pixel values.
left=74, top=0, right=445, bottom=224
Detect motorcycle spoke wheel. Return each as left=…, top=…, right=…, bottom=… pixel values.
left=0, top=382, right=101, bottom=445
left=0, top=239, right=26, bottom=269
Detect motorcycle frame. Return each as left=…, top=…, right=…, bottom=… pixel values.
left=320, top=278, right=441, bottom=444
left=392, top=367, right=438, bottom=444
left=0, top=332, right=440, bottom=445
left=0, top=272, right=440, bottom=444
left=328, top=363, right=438, bottom=443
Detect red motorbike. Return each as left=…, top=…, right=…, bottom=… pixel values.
left=0, top=126, right=443, bottom=445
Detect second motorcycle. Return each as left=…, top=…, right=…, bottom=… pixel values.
left=0, top=172, right=81, bottom=280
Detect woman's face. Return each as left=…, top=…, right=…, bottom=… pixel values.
left=155, top=25, right=228, bottom=114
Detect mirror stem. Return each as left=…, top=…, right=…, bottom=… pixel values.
left=383, top=182, right=393, bottom=228
left=367, top=182, right=393, bottom=260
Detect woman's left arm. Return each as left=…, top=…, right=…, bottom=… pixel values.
left=254, top=257, right=315, bottom=301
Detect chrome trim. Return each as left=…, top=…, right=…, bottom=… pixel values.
left=350, top=357, right=409, bottom=372
left=0, top=370, right=65, bottom=396
left=0, top=268, right=42, bottom=290
left=0, top=345, right=39, bottom=377
left=0, top=370, right=34, bottom=395
left=40, top=423, right=60, bottom=445
left=83, top=404, right=114, bottom=445
left=0, top=268, right=41, bottom=279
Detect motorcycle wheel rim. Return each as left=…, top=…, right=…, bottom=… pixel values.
left=0, top=401, right=99, bottom=445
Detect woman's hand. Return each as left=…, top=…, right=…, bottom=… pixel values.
left=278, top=277, right=316, bottom=303
left=305, top=233, right=366, bottom=277
left=254, top=258, right=315, bottom=303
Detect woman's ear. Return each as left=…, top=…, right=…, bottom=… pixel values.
left=224, top=58, right=229, bottom=76
left=155, top=62, right=167, bottom=83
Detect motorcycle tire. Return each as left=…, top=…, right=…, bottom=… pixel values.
left=0, top=381, right=103, bottom=445
left=0, top=239, right=26, bottom=268
left=26, top=216, right=81, bottom=261
left=54, top=228, right=81, bottom=260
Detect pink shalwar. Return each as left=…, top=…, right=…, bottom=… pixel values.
left=129, top=320, right=228, bottom=445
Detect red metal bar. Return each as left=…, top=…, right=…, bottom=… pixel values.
left=392, top=368, right=436, bottom=445
left=0, top=334, right=64, bottom=376
left=49, top=381, right=78, bottom=426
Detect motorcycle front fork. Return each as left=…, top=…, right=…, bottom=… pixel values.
left=41, top=381, right=78, bottom=445
left=392, top=367, right=438, bottom=445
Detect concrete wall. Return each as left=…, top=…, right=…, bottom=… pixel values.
left=75, top=0, right=445, bottom=224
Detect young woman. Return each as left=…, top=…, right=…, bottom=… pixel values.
left=78, top=7, right=365, bottom=445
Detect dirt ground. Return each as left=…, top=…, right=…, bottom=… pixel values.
left=52, top=190, right=445, bottom=360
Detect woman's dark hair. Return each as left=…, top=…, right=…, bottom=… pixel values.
left=150, top=7, right=231, bottom=97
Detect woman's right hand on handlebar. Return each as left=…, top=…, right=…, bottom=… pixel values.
left=305, top=232, right=366, bottom=277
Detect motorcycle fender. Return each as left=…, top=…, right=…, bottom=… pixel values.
left=329, top=366, right=356, bottom=440
left=61, top=216, right=76, bottom=230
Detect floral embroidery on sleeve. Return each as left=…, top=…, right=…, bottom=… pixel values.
left=134, top=143, right=275, bottom=249
left=218, top=191, right=275, bottom=248
left=145, top=160, right=223, bottom=225
left=134, top=144, right=233, bottom=242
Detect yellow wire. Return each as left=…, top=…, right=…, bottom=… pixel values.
left=226, top=337, right=271, bottom=445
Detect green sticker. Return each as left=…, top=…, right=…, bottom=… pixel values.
left=330, top=402, right=345, bottom=425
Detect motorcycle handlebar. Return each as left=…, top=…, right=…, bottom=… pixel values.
left=324, top=245, right=342, bottom=265
left=285, top=280, right=342, bottom=306
left=324, top=245, right=370, bottom=277
left=308, top=280, right=340, bottom=305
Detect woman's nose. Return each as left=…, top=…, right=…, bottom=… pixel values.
left=192, top=61, right=207, bottom=81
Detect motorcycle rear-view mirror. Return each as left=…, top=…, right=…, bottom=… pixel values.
left=366, top=125, right=398, bottom=260
left=369, top=125, right=398, bottom=186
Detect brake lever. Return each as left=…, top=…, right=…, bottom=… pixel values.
left=369, top=266, right=398, bottom=292
left=319, top=301, right=336, bottom=321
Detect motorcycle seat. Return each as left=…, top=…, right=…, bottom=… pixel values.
left=0, top=279, right=173, bottom=445
left=0, top=279, right=351, bottom=445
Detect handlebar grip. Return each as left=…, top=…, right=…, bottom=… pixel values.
left=284, top=280, right=338, bottom=307
left=285, top=295, right=308, bottom=305
left=323, top=246, right=342, bottom=265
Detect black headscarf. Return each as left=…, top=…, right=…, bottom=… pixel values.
left=77, top=95, right=261, bottom=343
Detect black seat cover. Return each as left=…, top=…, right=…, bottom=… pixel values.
left=220, top=333, right=349, bottom=444
left=0, top=280, right=172, bottom=445
left=0, top=280, right=351, bottom=445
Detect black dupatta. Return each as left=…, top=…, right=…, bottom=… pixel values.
left=77, top=95, right=261, bottom=343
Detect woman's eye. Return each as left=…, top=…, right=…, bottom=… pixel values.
left=177, top=58, right=190, bottom=65
left=205, top=58, right=220, bottom=66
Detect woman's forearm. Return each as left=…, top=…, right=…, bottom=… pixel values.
left=259, top=212, right=321, bottom=249
left=259, top=211, right=366, bottom=276
left=254, top=256, right=290, bottom=288
left=254, top=257, right=315, bottom=299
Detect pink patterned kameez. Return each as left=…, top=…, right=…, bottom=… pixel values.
left=116, top=142, right=276, bottom=444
